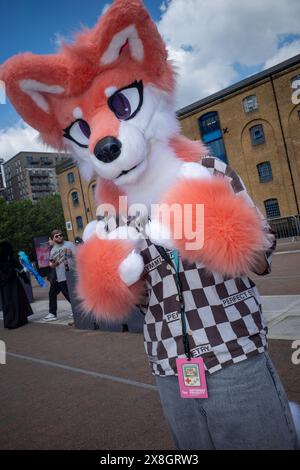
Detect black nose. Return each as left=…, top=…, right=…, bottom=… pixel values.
left=94, top=137, right=122, bottom=163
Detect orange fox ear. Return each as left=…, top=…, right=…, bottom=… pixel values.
left=69, top=0, right=175, bottom=92
left=98, top=0, right=172, bottom=88
left=100, top=24, right=144, bottom=65
left=0, top=53, right=70, bottom=146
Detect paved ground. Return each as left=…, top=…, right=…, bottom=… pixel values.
left=0, top=320, right=173, bottom=450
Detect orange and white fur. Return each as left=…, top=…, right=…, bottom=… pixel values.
left=1, top=0, right=267, bottom=321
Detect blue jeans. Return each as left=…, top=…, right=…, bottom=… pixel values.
left=155, top=352, right=298, bottom=450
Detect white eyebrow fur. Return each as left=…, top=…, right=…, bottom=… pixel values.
left=73, top=107, right=83, bottom=119
left=104, top=86, right=117, bottom=98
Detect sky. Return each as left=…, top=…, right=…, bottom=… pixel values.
left=0, top=0, right=300, bottom=161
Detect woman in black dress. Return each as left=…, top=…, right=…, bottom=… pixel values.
left=0, top=240, right=33, bottom=329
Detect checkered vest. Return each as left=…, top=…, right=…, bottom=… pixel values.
left=139, top=157, right=276, bottom=376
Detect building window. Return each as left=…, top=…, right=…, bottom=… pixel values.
left=264, top=199, right=281, bottom=219
left=72, top=191, right=79, bottom=207
left=199, top=112, right=220, bottom=134
left=67, top=172, right=75, bottom=184
left=243, top=95, right=258, bottom=113
left=250, top=124, right=265, bottom=146
left=257, top=161, right=273, bottom=183
left=76, top=216, right=83, bottom=230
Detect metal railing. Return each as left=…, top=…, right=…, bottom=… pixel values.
left=267, top=214, right=300, bottom=240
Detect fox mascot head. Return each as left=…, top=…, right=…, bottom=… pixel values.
left=1, top=0, right=267, bottom=318
left=1, top=0, right=205, bottom=197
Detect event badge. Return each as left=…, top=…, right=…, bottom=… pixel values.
left=176, top=357, right=208, bottom=399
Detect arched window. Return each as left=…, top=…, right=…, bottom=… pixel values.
left=257, top=161, right=273, bottom=183
left=199, top=112, right=220, bottom=136
left=76, top=216, right=83, bottom=230
left=264, top=199, right=281, bottom=219
left=72, top=191, right=79, bottom=207
left=67, top=172, right=75, bottom=184
left=250, top=124, right=265, bottom=146
left=198, top=111, right=227, bottom=163
left=243, top=95, right=258, bottom=113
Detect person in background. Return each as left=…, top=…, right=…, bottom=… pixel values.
left=0, top=240, right=33, bottom=329
left=43, top=230, right=75, bottom=323
left=46, top=237, right=56, bottom=282
left=46, top=236, right=57, bottom=311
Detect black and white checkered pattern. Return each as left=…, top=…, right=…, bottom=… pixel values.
left=140, top=157, right=275, bottom=376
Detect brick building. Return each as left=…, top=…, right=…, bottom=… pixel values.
left=178, top=54, right=300, bottom=220
left=56, top=158, right=96, bottom=241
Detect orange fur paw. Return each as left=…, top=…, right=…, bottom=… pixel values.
left=163, top=177, right=265, bottom=277
left=76, top=236, right=144, bottom=322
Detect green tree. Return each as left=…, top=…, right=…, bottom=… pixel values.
left=0, top=195, right=66, bottom=259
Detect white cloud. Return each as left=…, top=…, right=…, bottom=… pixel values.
left=167, top=45, right=239, bottom=109
left=0, top=121, right=57, bottom=162
left=264, top=39, right=300, bottom=69
left=158, top=0, right=300, bottom=108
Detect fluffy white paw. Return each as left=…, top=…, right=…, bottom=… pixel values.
left=145, top=220, right=174, bottom=250
left=180, top=162, right=212, bottom=180
left=82, top=220, right=98, bottom=242
left=95, top=220, right=108, bottom=239
left=119, top=251, right=144, bottom=286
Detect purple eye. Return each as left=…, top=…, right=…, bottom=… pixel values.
left=108, top=81, right=143, bottom=121
left=110, top=93, right=131, bottom=120
left=78, top=119, right=91, bottom=138
left=63, top=119, right=90, bottom=148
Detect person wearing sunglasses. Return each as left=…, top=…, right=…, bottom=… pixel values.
left=43, top=229, right=75, bottom=322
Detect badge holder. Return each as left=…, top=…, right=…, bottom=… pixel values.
left=176, top=357, right=208, bottom=399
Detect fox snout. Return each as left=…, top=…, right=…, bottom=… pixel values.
left=94, top=136, right=122, bottom=163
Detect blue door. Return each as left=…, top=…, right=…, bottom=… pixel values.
left=199, top=112, right=228, bottom=163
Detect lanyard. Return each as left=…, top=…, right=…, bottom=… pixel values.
left=172, top=250, right=179, bottom=273
left=155, top=245, right=191, bottom=360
